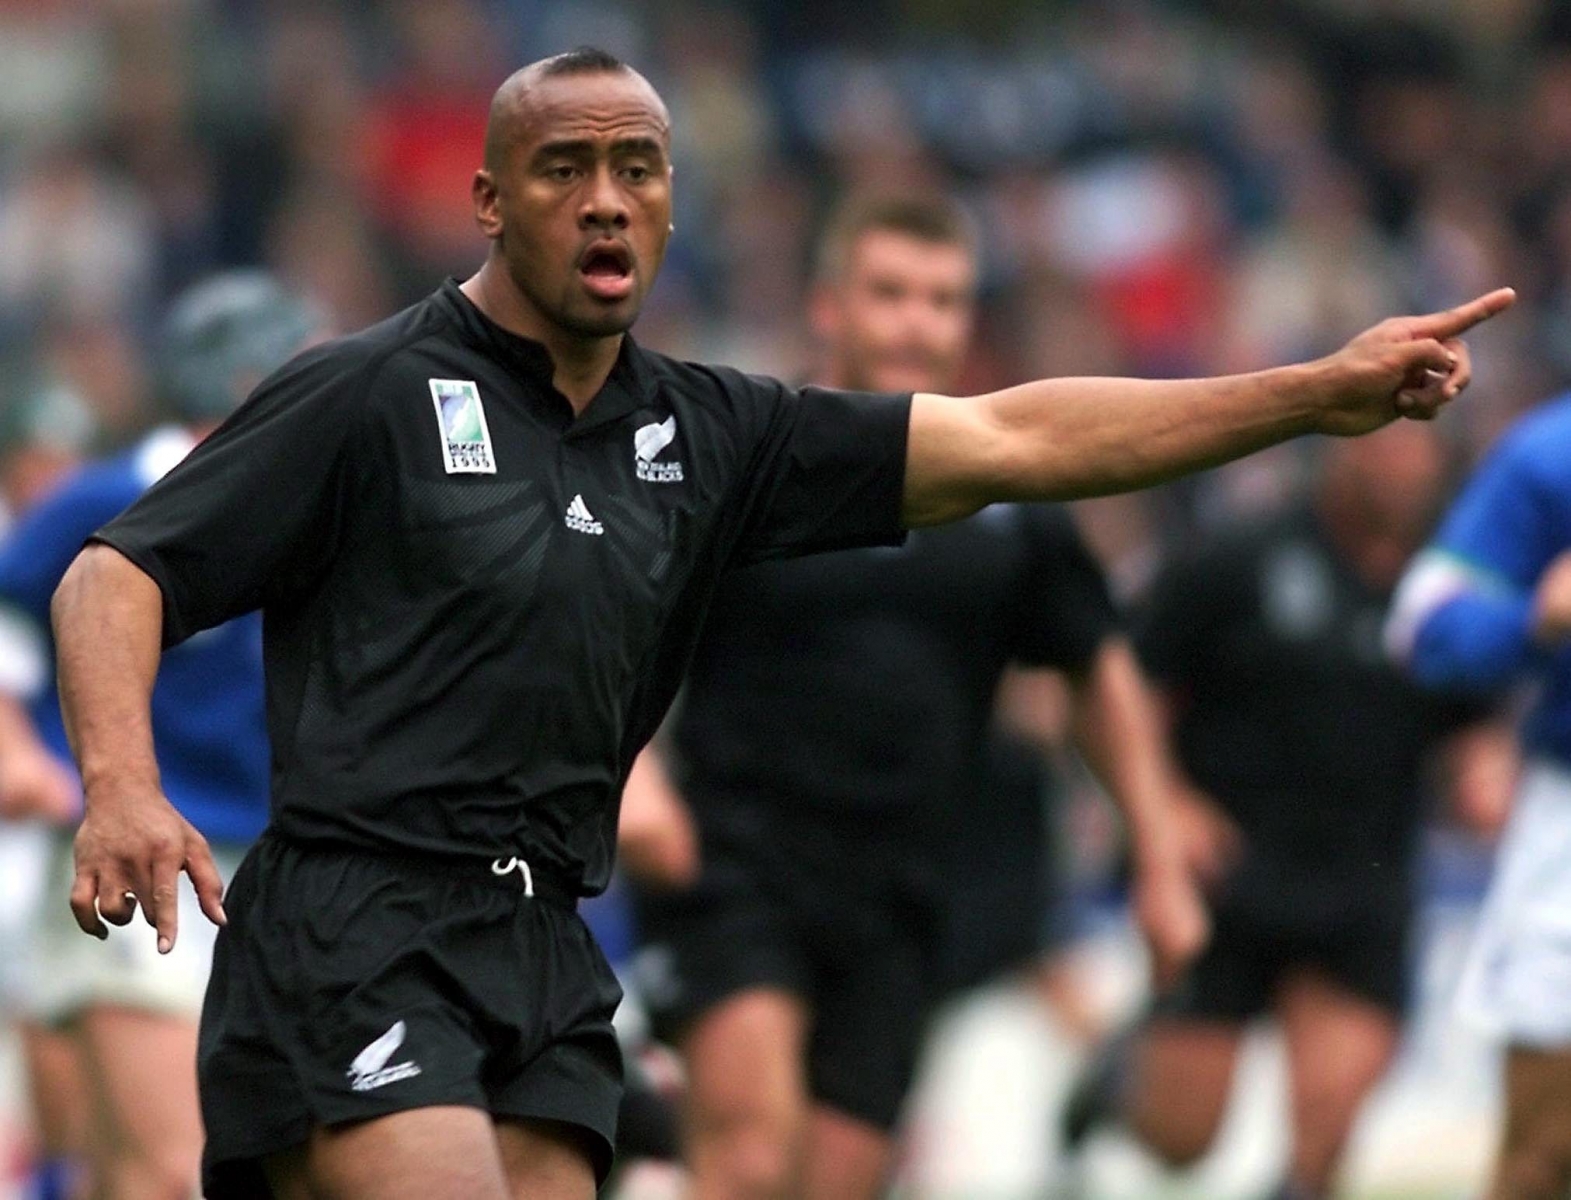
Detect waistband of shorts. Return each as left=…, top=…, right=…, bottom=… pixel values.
left=261, top=830, right=579, bottom=908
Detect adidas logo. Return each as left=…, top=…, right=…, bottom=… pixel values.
left=347, top=1021, right=422, bottom=1092
left=565, top=494, right=604, bottom=536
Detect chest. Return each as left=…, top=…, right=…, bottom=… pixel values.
left=353, top=368, right=727, bottom=640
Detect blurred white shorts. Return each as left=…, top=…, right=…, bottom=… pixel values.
left=1456, top=759, right=1571, bottom=1047
left=0, top=820, right=51, bottom=1010
left=24, top=834, right=246, bottom=1026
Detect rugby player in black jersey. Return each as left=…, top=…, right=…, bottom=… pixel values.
left=625, top=193, right=1207, bottom=1200
left=50, top=47, right=1511, bottom=1200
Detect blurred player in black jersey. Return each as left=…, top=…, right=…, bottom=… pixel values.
left=626, top=194, right=1209, bottom=1200
left=1066, top=423, right=1512, bottom=1200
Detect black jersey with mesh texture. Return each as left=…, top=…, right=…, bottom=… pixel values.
left=91, top=281, right=910, bottom=894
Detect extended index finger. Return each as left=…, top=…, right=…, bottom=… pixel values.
left=149, top=857, right=180, bottom=955
left=1410, top=287, right=1517, bottom=341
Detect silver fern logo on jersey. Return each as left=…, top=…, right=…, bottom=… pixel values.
left=430, top=379, right=496, bottom=474
left=634, top=415, right=683, bottom=482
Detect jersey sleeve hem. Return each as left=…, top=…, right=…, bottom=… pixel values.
left=84, top=530, right=191, bottom=649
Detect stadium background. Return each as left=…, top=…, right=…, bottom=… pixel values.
left=0, top=0, right=1560, bottom=1196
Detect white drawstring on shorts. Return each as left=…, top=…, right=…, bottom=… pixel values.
left=489, top=856, right=535, bottom=897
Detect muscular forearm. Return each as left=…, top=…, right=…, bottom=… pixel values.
left=997, top=366, right=1324, bottom=500
left=1069, top=640, right=1182, bottom=873
left=51, top=545, right=164, bottom=795
left=905, top=290, right=1515, bottom=526
left=906, top=365, right=1327, bottom=524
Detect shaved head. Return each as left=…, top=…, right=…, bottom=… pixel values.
left=467, top=47, right=675, bottom=349
left=484, top=48, right=670, bottom=173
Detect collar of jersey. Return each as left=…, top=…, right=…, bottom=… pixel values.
left=438, top=278, right=659, bottom=437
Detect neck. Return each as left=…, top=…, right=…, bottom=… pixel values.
left=461, top=259, right=622, bottom=413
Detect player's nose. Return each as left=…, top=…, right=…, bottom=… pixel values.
left=578, top=164, right=630, bottom=230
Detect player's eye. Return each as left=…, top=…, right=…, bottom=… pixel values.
left=545, top=163, right=579, bottom=183
left=621, top=164, right=651, bottom=183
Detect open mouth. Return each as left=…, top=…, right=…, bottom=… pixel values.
left=578, top=241, right=634, bottom=301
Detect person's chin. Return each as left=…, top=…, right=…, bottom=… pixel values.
left=560, top=299, right=640, bottom=339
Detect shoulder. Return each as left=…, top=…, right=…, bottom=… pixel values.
left=1485, top=394, right=1571, bottom=483
left=643, top=351, right=786, bottom=413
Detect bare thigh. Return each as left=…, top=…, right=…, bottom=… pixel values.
left=1277, top=969, right=1399, bottom=1194
left=77, top=1005, right=203, bottom=1198
left=681, top=987, right=810, bottom=1200
left=265, top=1106, right=509, bottom=1200
left=1127, top=1017, right=1244, bottom=1168
left=802, top=1104, right=893, bottom=1200
left=496, top=1117, right=598, bottom=1200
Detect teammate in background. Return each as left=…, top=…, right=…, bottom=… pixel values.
left=0, top=385, right=100, bottom=1200
left=627, top=193, right=1208, bottom=1200
left=1387, top=395, right=1571, bottom=1200
left=50, top=49, right=1508, bottom=1200
left=1065, top=423, right=1510, bottom=1200
left=0, top=273, right=320, bottom=1200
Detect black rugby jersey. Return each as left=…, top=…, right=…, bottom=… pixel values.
left=1137, top=507, right=1486, bottom=882
left=92, top=280, right=910, bottom=893
left=673, top=503, right=1118, bottom=826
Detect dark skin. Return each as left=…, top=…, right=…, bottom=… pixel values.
left=463, top=65, right=674, bottom=411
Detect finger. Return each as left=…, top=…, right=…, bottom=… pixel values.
left=149, top=857, right=180, bottom=954
left=97, top=879, right=138, bottom=926
left=186, top=837, right=228, bottom=929
left=69, top=868, right=107, bottom=939
left=1443, top=338, right=1471, bottom=396
left=1399, top=338, right=1456, bottom=383
left=1409, top=287, right=1517, bottom=341
left=1397, top=392, right=1442, bottom=421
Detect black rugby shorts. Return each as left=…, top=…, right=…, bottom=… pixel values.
left=197, top=834, right=623, bottom=1198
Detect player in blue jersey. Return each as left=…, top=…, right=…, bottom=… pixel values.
left=0, top=272, right=321, bottom=1200
left=1387, top=395, right=1571, bottom=1200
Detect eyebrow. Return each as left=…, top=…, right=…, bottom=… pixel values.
left=533, top=136, right=667, bottom=160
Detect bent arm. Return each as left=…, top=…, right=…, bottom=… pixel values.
left=1067, top=639, right=1183, bottom=876
left=1068, top=638, right=1209, bottom=984
left=51, top=544, right=164, bottom=797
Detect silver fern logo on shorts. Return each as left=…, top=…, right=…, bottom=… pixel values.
left=347, top=1020, right=422, bottom=1092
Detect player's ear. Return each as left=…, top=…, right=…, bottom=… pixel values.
left=473, top=169, right=502, bottom=239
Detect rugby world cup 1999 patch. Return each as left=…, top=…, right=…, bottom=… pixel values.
left=430, top=379, right=496, bottom=474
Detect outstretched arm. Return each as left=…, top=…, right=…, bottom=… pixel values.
left=904, top=289, right=1515, bottom=525
left=52, top=543, right=226, bottom=951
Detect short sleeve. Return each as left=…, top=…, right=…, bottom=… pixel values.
left=723, top=376, right=911, bottom=566
left=90, top=340, right=372, bottom=647
left=1011, top=505, right=1120, bottom=671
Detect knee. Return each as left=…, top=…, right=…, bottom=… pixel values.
left=107, top=1146, right=201, bottom=1200
left=707, top=1126, right=798, bottom=1199
left=1292, top=1072, right=1371, bottom=1143
left=1130, top=1105, right=1219, bottom=1170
